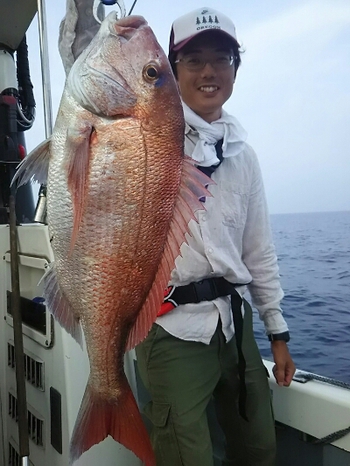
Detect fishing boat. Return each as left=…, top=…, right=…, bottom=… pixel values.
left=0, top=1, right=349, bottom=465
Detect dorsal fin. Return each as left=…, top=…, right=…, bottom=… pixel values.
left=126, top=158, right=212, bottom=350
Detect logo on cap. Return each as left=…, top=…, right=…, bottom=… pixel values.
left=196, top=11, right=221, bottom=31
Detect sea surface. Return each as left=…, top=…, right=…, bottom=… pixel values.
left=252, top=210, right=350, bottom=384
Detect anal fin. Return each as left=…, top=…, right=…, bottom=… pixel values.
left=43, top=263, right=82, bottom=346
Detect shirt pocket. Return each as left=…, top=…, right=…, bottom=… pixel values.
left=221, top=181, right=249, bottom=229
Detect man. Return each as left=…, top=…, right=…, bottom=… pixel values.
left=136, top=6, right=296, bottom=466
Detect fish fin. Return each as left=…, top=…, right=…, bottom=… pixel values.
left=11, top=138, right=51, bottom=188
left=126, top=158, right=211, bottom=350
left=65, top=122, right=94, bottom=253
left=69, top=380, right=155, bottom=466
left=42, top=263, right=82, bottom=346
left=182, top=154, right=215, bottom=197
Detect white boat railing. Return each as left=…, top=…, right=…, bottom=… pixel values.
left=264, top=359, right=350, bottom=453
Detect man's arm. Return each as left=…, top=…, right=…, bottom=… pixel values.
left=241, top=148, right=296, bottom=384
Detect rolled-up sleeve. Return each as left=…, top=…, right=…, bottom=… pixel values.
left=242, top=151, right=289, bottom=335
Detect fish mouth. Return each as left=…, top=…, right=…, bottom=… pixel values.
left=68, top=12, right=163, bottom=117
left=115, top=15, right=147, bottom=29
left=67, top=13, right=142, bottom=117
left=113, top=15, right=148, bottom=40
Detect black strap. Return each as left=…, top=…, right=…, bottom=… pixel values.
left=196, top=139, right=224, bottom=178
left=170, top=276, right=242, bottom=305
left=230, top=291, right=248, bottom=421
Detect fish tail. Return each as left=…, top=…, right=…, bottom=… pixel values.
left=69, top=380, right=155, bottom=466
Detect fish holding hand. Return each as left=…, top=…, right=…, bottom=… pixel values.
left=13, top=12, right=212, bottom=466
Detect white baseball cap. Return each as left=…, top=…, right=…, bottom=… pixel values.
left=169, top=7, right=238, bottom=53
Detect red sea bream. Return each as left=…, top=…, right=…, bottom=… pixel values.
left=13, top=12, right=210, bottom=466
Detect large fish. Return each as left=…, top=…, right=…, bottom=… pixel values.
left=14, top=12, right=210, bottom=466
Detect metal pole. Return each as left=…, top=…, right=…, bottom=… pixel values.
left=37, top=0, right=53, bottom=138
left=35, top=0, right=52, bottom=224
left=0, top=390, right=5, bottom=466
left=9, top=195, right=30, bottom=462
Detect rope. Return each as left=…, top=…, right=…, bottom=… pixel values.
left=313, top=425, right=350, bottom=445
left=293, top=371, right=350, bottom=390
left=292, top=371, right=350, bottom=444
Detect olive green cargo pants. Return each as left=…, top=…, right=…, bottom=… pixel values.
left=135, top=300, right=276, bottom=466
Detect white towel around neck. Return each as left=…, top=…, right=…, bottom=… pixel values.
left=183, top=102, right=248, bottom=167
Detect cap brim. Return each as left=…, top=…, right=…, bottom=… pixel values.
left=171, top=30, right=237, bottom=53
left=172, top=35, right=196, bottom=52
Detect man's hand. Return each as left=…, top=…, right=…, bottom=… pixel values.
left=271, top=341, right=296, bottom=387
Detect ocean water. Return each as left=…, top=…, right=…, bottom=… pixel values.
left=252, top=210, right=350, bottom=384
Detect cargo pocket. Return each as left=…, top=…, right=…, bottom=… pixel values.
left=144, top=401, right=170, bottom=427
left=144, top=401, right=183, bottom=464
left=135, top=324, right=160, bottom=391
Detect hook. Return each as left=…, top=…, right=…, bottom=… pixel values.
left=93, top=0, right=126, bottom=24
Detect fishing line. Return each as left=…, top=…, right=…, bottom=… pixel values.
left=128, top=0, right=138, bottom=15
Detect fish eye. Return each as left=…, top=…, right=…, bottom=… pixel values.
left=143, top=64, right=159, bottom=82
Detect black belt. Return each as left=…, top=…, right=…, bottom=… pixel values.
left=161, top=277, right=249, bottom=421
left=166, top=277, right=244, bottom=306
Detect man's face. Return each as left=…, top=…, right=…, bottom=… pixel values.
left=175, top=33, right=236, bottom=123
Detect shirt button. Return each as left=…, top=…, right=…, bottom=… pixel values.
left=207, top=248, right=213, bottom=254
left=202, top=215, right=206, bottom=221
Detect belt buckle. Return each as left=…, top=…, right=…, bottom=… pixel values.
left=158, top=286, right=178, bottom=317
left=193, top=279, right=215, bottom=302
left=163, top=285, right=178, bottom=307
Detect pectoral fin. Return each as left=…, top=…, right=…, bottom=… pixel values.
left=65, top=121, right=94, bottom=252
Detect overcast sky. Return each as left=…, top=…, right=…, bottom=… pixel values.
left=25, top=0, right=350, bottom=214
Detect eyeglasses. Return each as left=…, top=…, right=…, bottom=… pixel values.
left=174, top=54, right=235, bottom=71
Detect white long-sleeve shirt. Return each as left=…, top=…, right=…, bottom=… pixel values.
left=156, top=123, right=289, bottom=344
